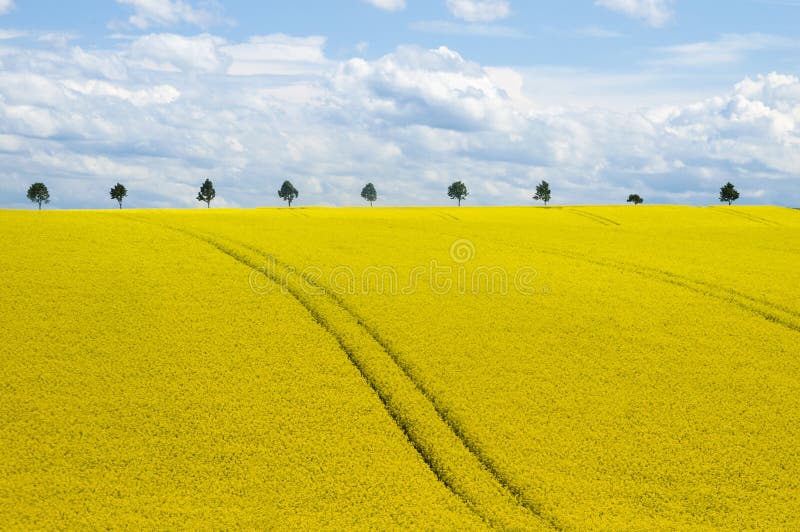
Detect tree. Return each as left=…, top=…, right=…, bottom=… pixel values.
left=27, top=182, right=50, bottom=210
left=719, top=182, right=739, bottom=205
left=279, top=180, right=299, bottom=207
left=110, top=183, right=127, bottom=209
left=627, top=194, right=643, bottom=205
left=361, top=182, right=377, bottom=206
left=448, top=181, right=468, bottom=206
left=197, top=179, right=215, bottom=208
left=533, top=180, right=551, bottom=206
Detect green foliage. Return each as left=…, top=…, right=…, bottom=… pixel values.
left=26, top=183, right=50, bottom=210
left=110, top=183, right=127, bottom=209
left=361, top=183, right=377, bottom=206
left=627, top=194, right=643, bottom=205
left=533, top=181, right=551, bottom=206
left=719, top=182, right=740, bottom=205
left=279, top=180, right=299, bottom=207
left=447, top=181, right=468, bottom=206
left=197, top=179, right=216, bottom=208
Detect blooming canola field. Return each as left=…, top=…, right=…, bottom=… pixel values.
left=1, top=206, right=799, bottom=529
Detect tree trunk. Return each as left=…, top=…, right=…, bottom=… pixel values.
left=458, top=198, right=461, bottom=207
left=207, top=201, right=210, bottom=208
left=38, top=201, right=41, bottom=210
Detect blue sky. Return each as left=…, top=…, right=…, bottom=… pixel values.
left=1, top=0, right=799, bottom=208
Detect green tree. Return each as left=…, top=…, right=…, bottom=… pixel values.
left=110, top=182, right=127, bottom=209
left=448, top=181, right=468, bottom=206
left=533, top=180, right=551, bottom=206
left=279, top=180, right=299, bottom=207
left=197, top=179, right=215, bottom=208
left=719, top=182, right=739, bottom=205
left=627, top=194, right=643, bottom=205
left=26, top=182, right=50, bottom=210
left=361, top=182, right=377, bottom=206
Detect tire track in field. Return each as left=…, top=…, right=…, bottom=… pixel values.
left=533, top=245, right=800, bottom=334
left=435, top=211, right=461, bottom=221
left=566, top=209, right=621, bottom=226
left=713, top=208, right=781, bottom=226
left=538, top=244, right=800, bottom=320
left=118, top=215, right=556, bottom=531
left=225, top=236, right=563, bottom=531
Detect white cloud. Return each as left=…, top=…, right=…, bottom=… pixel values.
left=595, top=0, right=673, bottom=28
left=0, top=0, right=14, bottom=15
left=115, top=0, right=226, bottom=29
left=363, top=0, right=406, bottom=11
left=127, top=33, right=230, bottom=73
left=0, top=29, right=26, bottom=39
left=331, top=46, right=524, bottom=132
left=62, top=80, right=180, bottom=106
left=223, top=34, right=329, bottom=76
left=122, top=32, right=329, bottom=76
left=38, top=32, right=79, bottom=49
left=652, top=73, right=800, bottom=175
left=445, top=0, right=511, bottom=22
left=1, top=35, right=799, bottom=208
left=574, top=26, right=624, bottom=39
left=71, top=46, right=129, bottom=80
left=653, top=33, right=796, bottom=67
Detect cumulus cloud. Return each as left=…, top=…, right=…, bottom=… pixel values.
left=445, top=0, right=511, bottom=22
left=331, top=46, right=524, bottom=132
left=595, top=0, right=673, bottom=28
left=652, top=73, right=800, bottom=175
left=115, top=0, right=226, bottom=29
left=223, top=34, right=329, bottom=76
left=62, top=80, right=181, bottom=106
left=0, top=34, right=799, bottom=209
left=0, top=0, right=14, bottom=15
left=127, top=33, right=230, bottom=73
left=363, top=0, right=406, bottom=11
left=121, top=33, right=330, bottom=76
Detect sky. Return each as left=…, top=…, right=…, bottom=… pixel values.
left=1, top=0, right=800, bottom=208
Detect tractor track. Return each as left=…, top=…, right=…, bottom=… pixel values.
left=566, top=209, right=621, bottom=226
left=530, top=244, right=800, bottom=334
left=115, top=213, right=559, bottom=531
left=227, top=235, right=563, bottom=531
left=712, top=208, right=781, bottom=226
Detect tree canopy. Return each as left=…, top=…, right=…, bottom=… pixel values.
left=719, top=182, right=740, bottom=205
left=361, top=183, right=377, bottom=206
left=197, top=179, right=216, bottom=208
left=279, top=180, right=299, bottom=207
left=110, top=183, right=127, bottom=209
left=627, top=194, right=643, bottom=205
left=533, top=181, right=552, bottom=206
left=27, top=182, right=50, bottom=210
left=447, top=181, right=468, bottom=206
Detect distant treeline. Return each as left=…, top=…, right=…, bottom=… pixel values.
left=24, top=179, right=743, bottom=209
